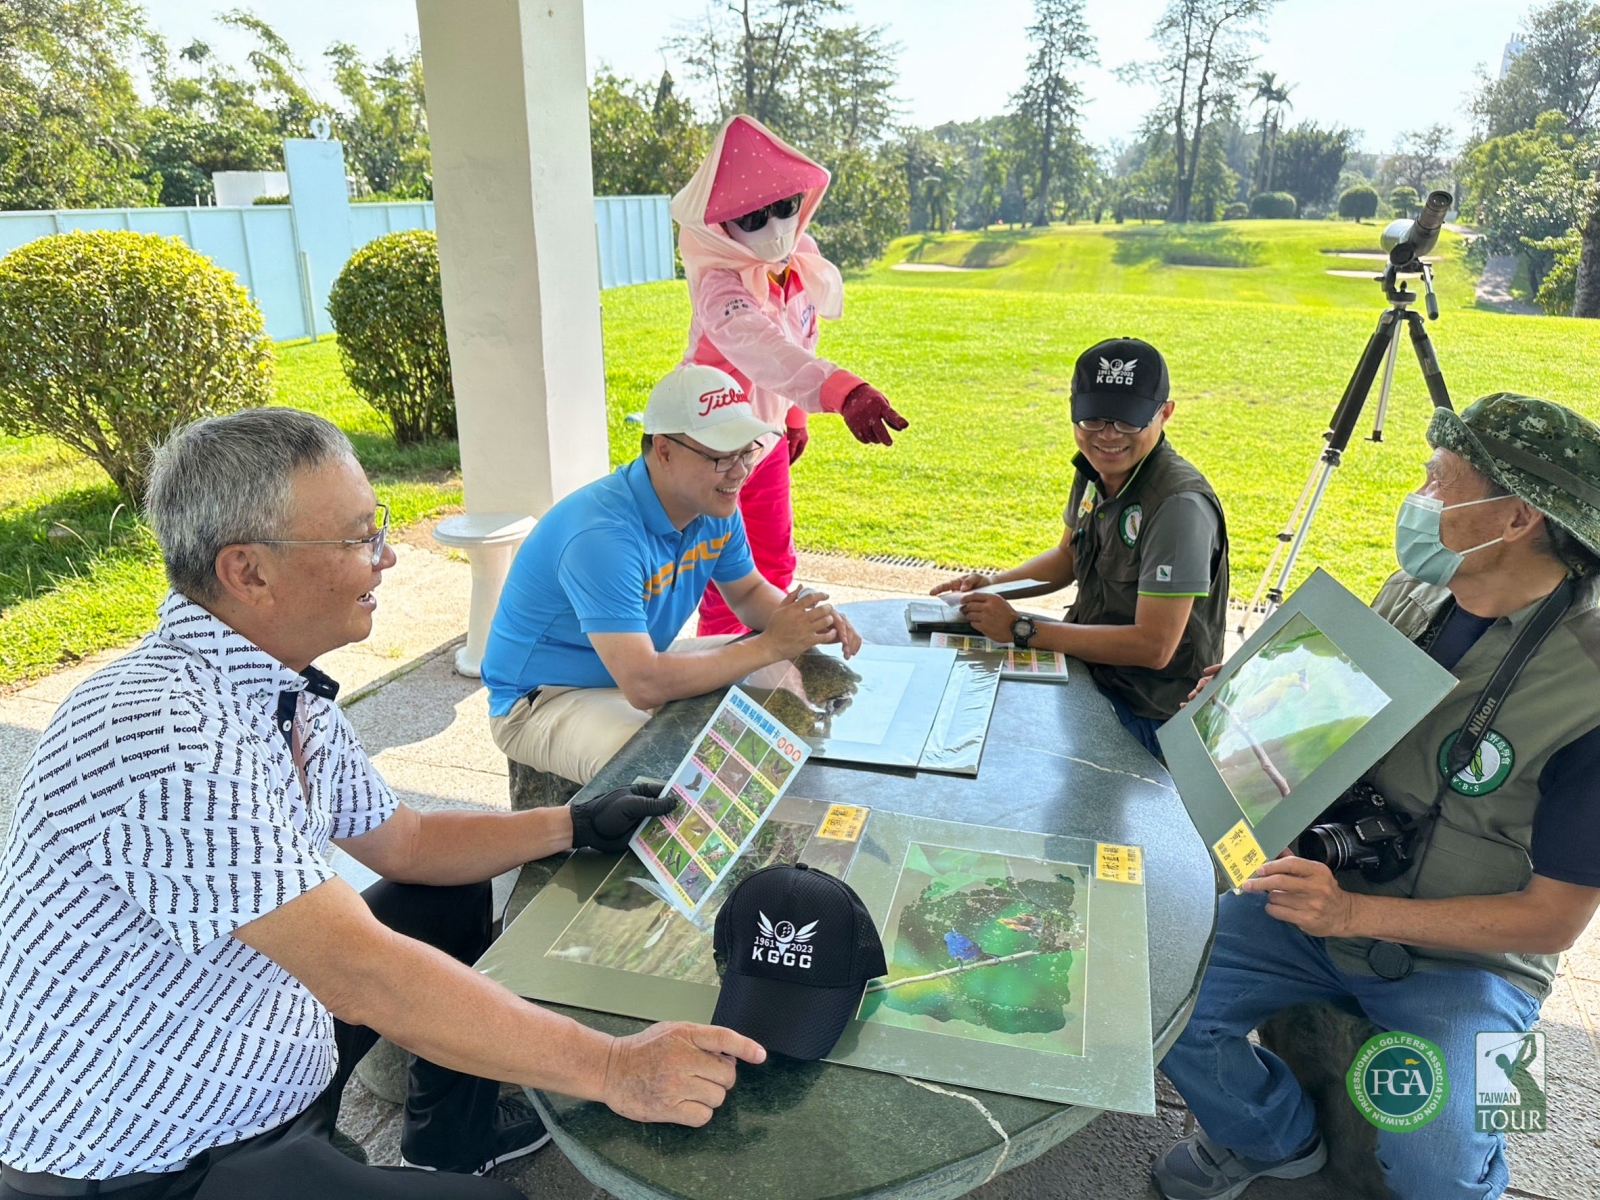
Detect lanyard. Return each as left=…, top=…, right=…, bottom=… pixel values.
left=1403, top=575, right=1576, bottom=884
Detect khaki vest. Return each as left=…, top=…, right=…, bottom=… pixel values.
left=1065, top=436, right=1230, bottom=720
left=1326, top=571, right=1600, bottom=999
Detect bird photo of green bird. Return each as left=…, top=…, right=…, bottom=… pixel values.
left=1193, top=613, right=1393, bottom=826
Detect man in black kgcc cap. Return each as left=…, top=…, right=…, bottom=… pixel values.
left=933, top=337, right=1231, bottom=758
left=713, top=863, right=886, bottom=1060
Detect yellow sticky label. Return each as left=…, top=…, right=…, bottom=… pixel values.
left=1096, top=843, right=1143, bottom=885
left=816, top=804, right=868, bottom=842
left=1212, top=819, right=1267, bottom=889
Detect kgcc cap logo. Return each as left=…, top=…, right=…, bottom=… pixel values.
left=1096, top=357, right=1138, bottom=386
left=753, top=912, right=817, bottom=969
left=1347, top=1031, right=1449, bottom=1131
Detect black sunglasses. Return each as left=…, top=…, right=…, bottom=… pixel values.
left=732, top=194, right=804, bottom=232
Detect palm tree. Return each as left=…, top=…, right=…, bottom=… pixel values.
left=1264, top=80, right=1294, bottom=193
left=1249, top=73, right=1294, bottom=194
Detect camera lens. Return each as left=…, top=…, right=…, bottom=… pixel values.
left=1297, top=823, right=1359, bottom=872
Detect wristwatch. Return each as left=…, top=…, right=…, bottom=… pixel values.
left=1011, top=616, right=1037, bottom=649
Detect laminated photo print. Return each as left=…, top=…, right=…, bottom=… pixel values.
left=1158, top=569, right=1458, bottom=889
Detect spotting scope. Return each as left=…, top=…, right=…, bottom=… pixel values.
left=1381, top=190, right=1454, bottom=268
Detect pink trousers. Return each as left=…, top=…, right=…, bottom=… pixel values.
left=698, top=445, right=797, bottom=635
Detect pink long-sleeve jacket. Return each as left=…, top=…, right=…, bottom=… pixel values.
left=683, top=241, right=862, bottom=450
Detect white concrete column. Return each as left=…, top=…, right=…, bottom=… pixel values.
left=416, top=0, right=609, bottom=516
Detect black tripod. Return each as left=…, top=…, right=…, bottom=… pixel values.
left=1241, top=260, right=1456, bottom=630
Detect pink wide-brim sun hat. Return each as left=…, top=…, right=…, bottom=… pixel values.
left=703, top=115, right=830, bottom=225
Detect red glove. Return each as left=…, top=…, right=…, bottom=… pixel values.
left=840, top=383, right=909, bottom=446
left=785, top=424, right=809, bottom=464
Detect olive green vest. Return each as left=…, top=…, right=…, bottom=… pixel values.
left=1064, top=436, right=1230, bottom=721
left=1327, top=571, right=1600, bottom=999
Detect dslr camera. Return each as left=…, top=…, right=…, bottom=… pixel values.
left=1294, top=783, right=1416, bottom=883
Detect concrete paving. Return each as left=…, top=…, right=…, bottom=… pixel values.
left=3, top=539, right=1596, bottom=1197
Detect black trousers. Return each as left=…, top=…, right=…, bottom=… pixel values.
left=1, top=881, right=521, bottom=1200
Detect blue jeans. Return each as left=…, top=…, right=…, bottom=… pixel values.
left=1102, top=684, right=1166, bottom=760
left=1160, top=891, right=1541, bottom=1200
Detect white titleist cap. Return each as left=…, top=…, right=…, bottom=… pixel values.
left=643, top=365, right=781, bottom=454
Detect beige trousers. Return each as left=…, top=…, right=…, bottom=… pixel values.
left=487, top=636, right=735, bottom=785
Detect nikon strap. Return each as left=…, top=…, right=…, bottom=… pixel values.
left=1438, top=574, right=1575, bottom=784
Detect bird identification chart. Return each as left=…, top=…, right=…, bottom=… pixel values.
left=627, top=687, right=811, bottom=922
left=930, top=632, right=1071, bottom=682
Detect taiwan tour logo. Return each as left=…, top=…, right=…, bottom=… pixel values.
left=1347, top=1031, right=1449, bottom=1131
left=1096, top=357, right=1138, bottom=386
left=1438, top=730, right=1515, bottom=795
left=1476, top=1032, right=1546, bottom=1133
left=753, top=912, right=817, bottom=969
left=1120, top=504, right=1143, bottom=547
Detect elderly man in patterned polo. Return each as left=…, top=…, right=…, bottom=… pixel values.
left=1152, top=395, right=1600, bottom=1200
left=0, top=409, right=766, bottom=1199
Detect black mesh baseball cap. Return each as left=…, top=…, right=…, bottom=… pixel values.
left=1070, top=337, right=1170, bottom=427
left=712, top=863, right=886, bottom=1061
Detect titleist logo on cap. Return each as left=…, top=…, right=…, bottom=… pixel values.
left=698, top=387, right=747, bottom=417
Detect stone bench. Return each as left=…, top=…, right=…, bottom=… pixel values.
left=507, top=760, right=581, bottom=811
left=1258, top=1001, right=1389, bottom=1198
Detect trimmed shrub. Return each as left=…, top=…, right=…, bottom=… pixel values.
left=327, top=229, right=455, bottom=444
left=0, top=230, right=274, bottom=506
left=1222, top=202, right=1249, bottom=220
left=1389, top=186, right=1419, bottom=217
left=252, top=193, right=290, bottom=205
left=1338, top=185, right=1379, bottom=221
left=1249, top=191, right=1298, bottom=219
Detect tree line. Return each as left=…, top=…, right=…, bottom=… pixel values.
left=11, top=0, right=1600, bottom=309
left=1453, top=0, right=1600, bottom=316
left=0, top=2, right=431, bottom=210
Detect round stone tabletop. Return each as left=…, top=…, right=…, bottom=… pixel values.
left=507, top=599, right=1217, bottom=1200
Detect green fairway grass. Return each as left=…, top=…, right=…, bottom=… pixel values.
left=864, top=220, right=1482, bottom=313
left=602, top=280, right=1600, bottom=606
left=5, top=248, right=1596, bottom=688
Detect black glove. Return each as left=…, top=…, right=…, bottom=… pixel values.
left=570, top=781, right=674, bottom=853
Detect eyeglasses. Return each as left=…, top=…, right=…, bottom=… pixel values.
left=664, top=435, right=768, bottom=474
left=256, top=504, right=390, bottom=566
left=1075, top=418, right=1149, bottom=435
left=731, top=194, right=804, bottom=232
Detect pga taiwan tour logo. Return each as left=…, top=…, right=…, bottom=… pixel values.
left=753, top=912, right=817, bottom=969
left=1476, top=1032, right=1546, bottom=1133
left=1347, top=1031, right=1449, bottom=1131
left=1095, top=357, right=1138, bottom=387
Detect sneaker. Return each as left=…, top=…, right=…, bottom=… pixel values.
left=401, top=1095, right=552, bottom=1175
left=1152, top=1128, right=1326, bottom=1200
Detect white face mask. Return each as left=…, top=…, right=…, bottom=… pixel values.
left=722, top=211, right=800, bottom=263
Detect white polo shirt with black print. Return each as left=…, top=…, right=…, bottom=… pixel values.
left=0, top=593, right=396, bottom=1178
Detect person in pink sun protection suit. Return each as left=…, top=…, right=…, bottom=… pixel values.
left=672, top=114, right=908, bottom=636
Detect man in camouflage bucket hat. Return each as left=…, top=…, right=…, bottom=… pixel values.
left=1428, top=393, right=1600, bottom=563
left=1154, top=394, right=1600, bottom=1200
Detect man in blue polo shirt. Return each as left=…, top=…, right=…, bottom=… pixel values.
left=483, top=365, right=861, bottom=784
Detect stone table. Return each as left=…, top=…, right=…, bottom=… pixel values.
left=495, top=599, right=1218, bottom=1200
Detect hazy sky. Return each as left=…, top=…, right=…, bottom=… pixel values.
left=141, top=1, right=1529, bottom=152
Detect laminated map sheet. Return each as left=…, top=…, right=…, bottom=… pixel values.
left=482, top=805, right=1155, bottom=1114
left=739, top=645, right=960, bottom=770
